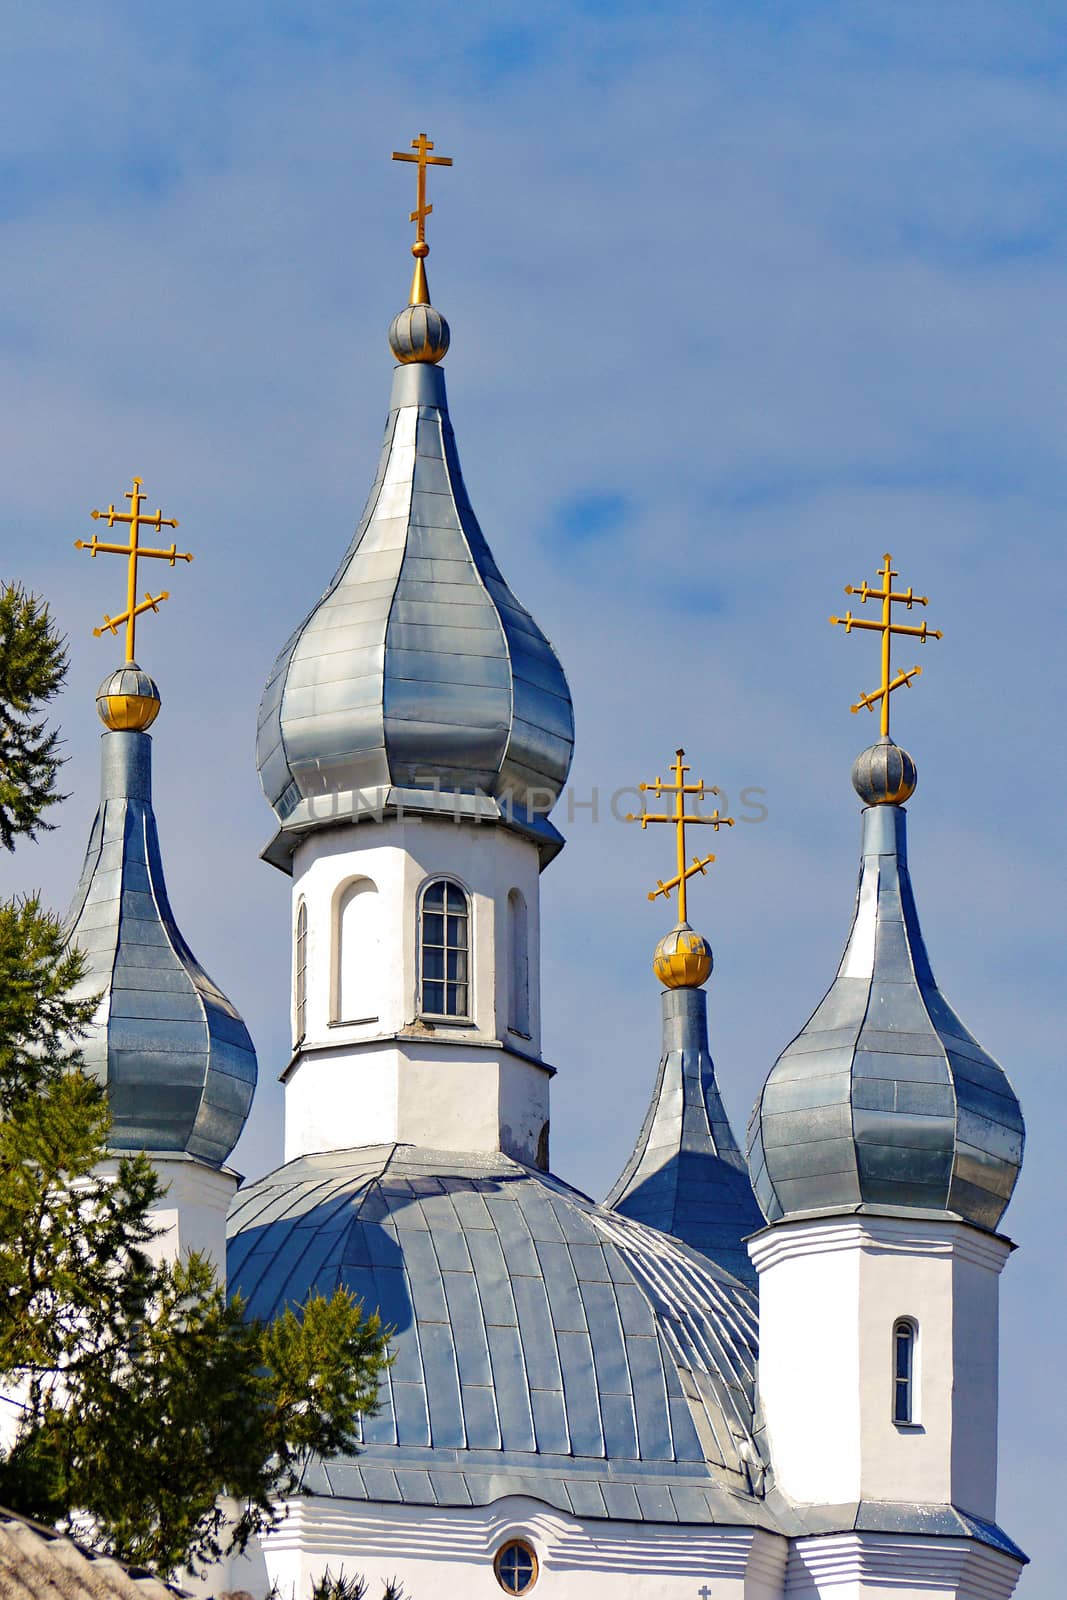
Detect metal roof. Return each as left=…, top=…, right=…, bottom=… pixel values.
left=64, top=729, right=257, bottom=1165
left=606, top=986, right=765, bottom=1286
left=228, top=1144, right=776, bottom=1528
left=256, top=360, right=575, bottom=836
left=747, top=802, right=1024, bottom=1230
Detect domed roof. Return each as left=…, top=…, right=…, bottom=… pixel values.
left=256, top=355, right=574, bottom=839
left=747, top=801, right=1024, bottom=1232
left=64, top=728, right=257, bottom=1165
left=227, top=1143, right=773, bottom=1525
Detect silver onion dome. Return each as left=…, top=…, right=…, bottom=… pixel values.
left=64, top=728, right=257, bottom=1165
left=256, top=350, right=574, bottom=838
left=746, top=791, right=1024, bottom=1233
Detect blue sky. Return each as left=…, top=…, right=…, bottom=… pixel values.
left=4, top=4, right=1064, bottom=1588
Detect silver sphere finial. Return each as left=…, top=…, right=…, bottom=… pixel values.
left=851, top=736, right=917, bottom=806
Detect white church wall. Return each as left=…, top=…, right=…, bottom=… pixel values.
left=282, top=816, right=550, bottom=1163
left=224, top=1495, right=789, bottom=1600
left=95, top=1153, right=236, bottom=1272
left=750, top=1215, right=1011, bottom=1518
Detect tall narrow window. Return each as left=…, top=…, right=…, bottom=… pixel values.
left=507, top=889, right=530, bottom=1035
left=294, top=899, right=308, bottom=1042
left=893, top=1318, right=916, bottom=1424
left=420, top=879, right=470, bottom=1018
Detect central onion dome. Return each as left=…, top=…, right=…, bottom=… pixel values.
left=256, top=272, right=574, bottom=840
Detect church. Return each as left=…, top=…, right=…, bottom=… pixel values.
left=62, top=137, right=1028, bottom=1600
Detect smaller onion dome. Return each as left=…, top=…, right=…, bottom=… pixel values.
left=64, top=723, right=257, bottom=1165
left=852, top=735, right=917, bottom=806
left=747, top=771, right=1024, bottom=1233
left=96, top=663, right=161, bottom=732
left=653, top=923, right=713, bottom=989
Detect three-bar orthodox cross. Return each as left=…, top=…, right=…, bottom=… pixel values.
left=75, top=476, right=193, bottom=663
left=626, top=749, right=734, bottom=925
left=392, top=133, right=453, bottom=249
left=830, top=553, right=942, bottom=737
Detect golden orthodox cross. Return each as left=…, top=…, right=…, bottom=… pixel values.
left=830, top=553, right=942, bottom=737
left=391, top=133, right=453, bottom=249
left=626, top=749, right=734, bottom=925
left=75, top=476, right=193, bottom=664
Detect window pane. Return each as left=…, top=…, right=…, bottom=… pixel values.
left=423, top=948, right=445, bottom=981
left=447, top=950, right=468, bottom=983
left=423, top=981, right=445, bottom=1014
left=447, top=983, right=468, bottom=1017
left=424, top=882, right=446, bottom=909
left=446, top=884, right=466, bottom=912
left=894, top=1379, right=910, bottom=1424
left=895, top=1327, right=912, bottom=1381
left=423, top=912, right=445, bottom=947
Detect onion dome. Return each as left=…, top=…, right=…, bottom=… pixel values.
left=96, top=662, right=161, bottom=732
left=229, top=1144, right=770, bottom=1520
left=64, top=726, right=257, bottom=1165
left=607, top=986, right=765, bottom=1284
left=256, top=285, right=574, bottom=851
left=747, top=764, right=1024, bottom=1232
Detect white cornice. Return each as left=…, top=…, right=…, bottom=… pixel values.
left=749, top=1213, right=1012, bottom=1275
left=786, top=1532, right=1023, bottom=1600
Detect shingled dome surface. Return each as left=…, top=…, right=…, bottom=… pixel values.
left=228, top=1144, right=773, bottom=1526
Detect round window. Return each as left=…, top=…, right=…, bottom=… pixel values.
left=494, top=1538, right=538, bottom=1594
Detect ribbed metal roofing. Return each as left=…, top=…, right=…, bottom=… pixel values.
left=228, top=1144, right=775, bottom=1527
left=256, top=361, right=575, bottom=835
left=747, top=802, right=1024, bottom=1231
left=606, top=988, right=765, bottom=1286
left=64, top=729, right=257, bottom=1165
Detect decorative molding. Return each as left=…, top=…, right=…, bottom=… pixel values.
left=258, top=1495, right=787, bottom=1580
left=749, top=1214, right=1011, bottom=1276
left=785, top=1532, right=1023, bottom=1599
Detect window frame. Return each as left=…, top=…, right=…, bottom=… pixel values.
left=892, top=1316, right=919, bottom=1427
left=493, top=1538, right=538, bottom=1594
left=417, top=876, right=472, bottom=1022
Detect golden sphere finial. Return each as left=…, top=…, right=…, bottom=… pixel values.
left=653, top=923, right=713, bottom=989
left=96, top=664, right=161, bottom=732
left=411, top=240, right=429, bottom=259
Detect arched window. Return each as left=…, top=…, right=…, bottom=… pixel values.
left=335, top=877, right=380, bottom=1023
left=893, top=1318, right=917, bottom=1424
left=507, top=888, right=530, bottom=1036
left=494, top=1539, right=538, bottom=1594
left=294, top=899, right=308, bottom=1042
left=419, top=879, right=470, bottom=1019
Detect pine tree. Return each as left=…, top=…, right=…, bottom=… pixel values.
left=0, top=593, right=393, bottom=1577
left=0, top=583, right=67, bottom=851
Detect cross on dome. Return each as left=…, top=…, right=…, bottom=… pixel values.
left=626, top=747, right=734, bottom=988
left=75, top=475, right=193, bottom=667
left=830, top=551, right=942, bottom=739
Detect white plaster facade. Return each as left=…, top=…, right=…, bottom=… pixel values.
left=282, top=814, right=551, bottom=1166
left=225, top=1496, right=788, bottom=1600
left=748, top=1214, right=1010, bottom=1519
